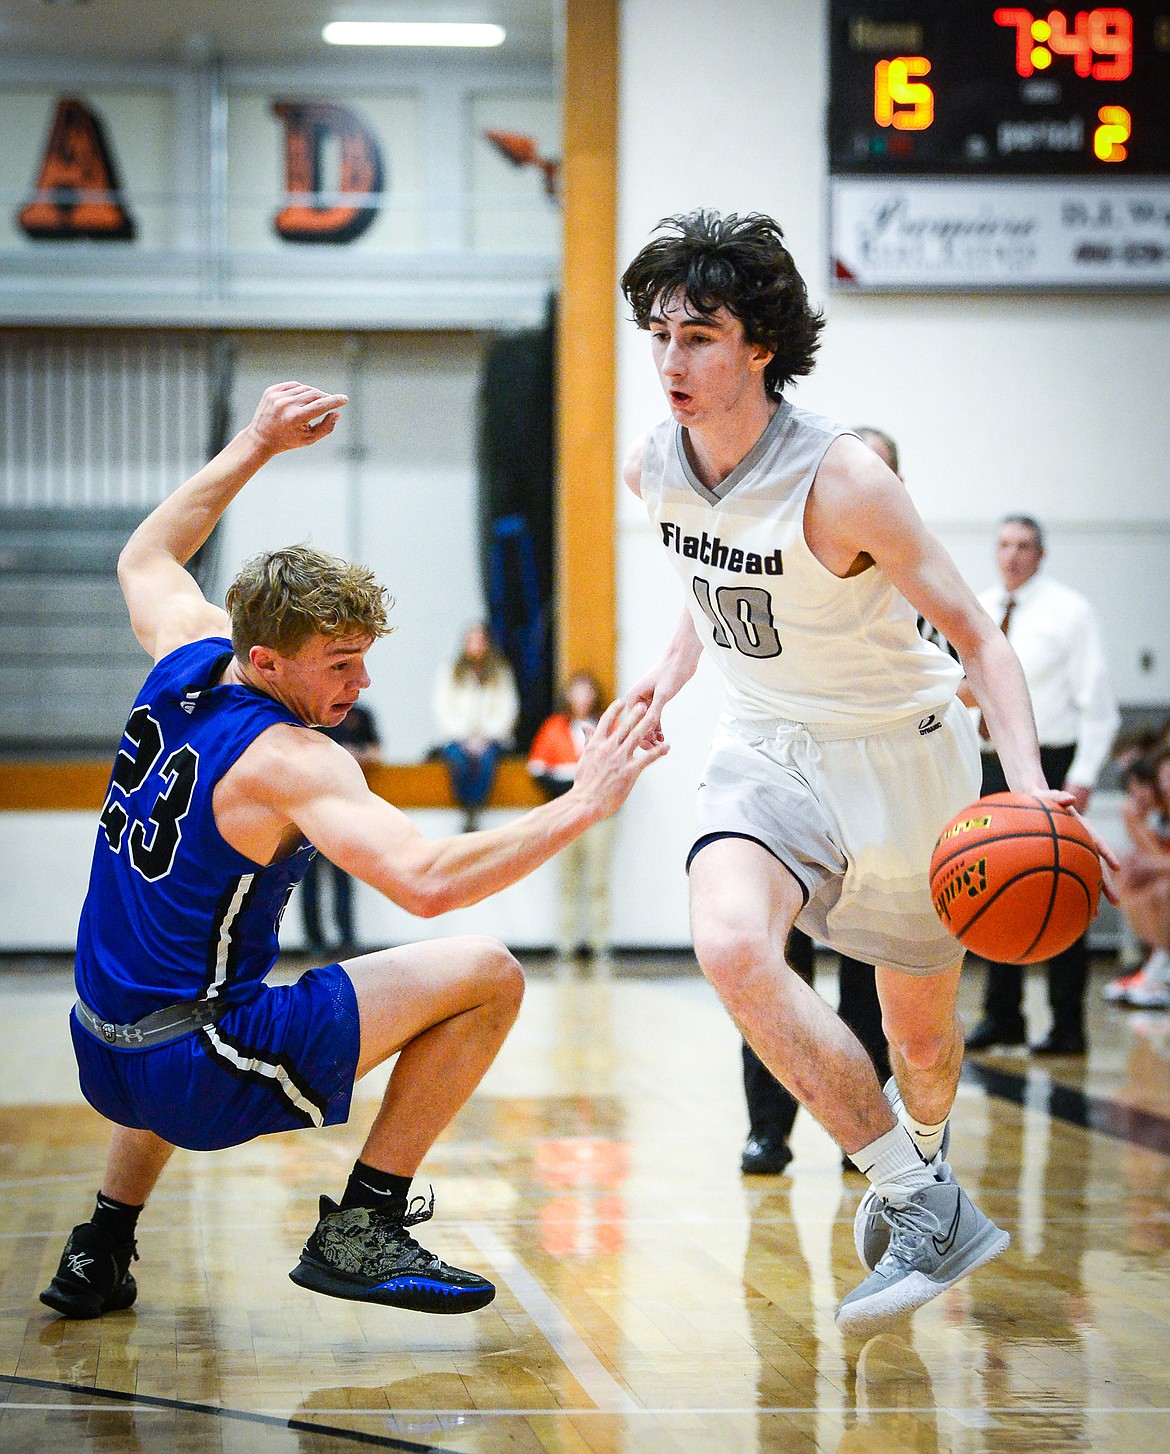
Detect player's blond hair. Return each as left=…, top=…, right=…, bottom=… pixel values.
left=225, top=545, right=392, bottom=657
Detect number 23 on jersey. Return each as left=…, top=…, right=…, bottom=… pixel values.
left=99, top=704, right=199, bottom=881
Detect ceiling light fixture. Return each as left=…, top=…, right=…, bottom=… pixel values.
left=322, top=21, right=505, bottom=48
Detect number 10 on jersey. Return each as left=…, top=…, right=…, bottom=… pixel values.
left=693, top=577, right=782, bottom=659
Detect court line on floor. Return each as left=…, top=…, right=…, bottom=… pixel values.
left=10, top=1399, right=1168, bottom=1421
left=271, top=1405, right=1170, bottom=1418
left=464, top=1222, right=638, bottom=1413
left=5, top=1205, right=1164, bottom=1240
left=0, top=1173, right=96, bottom=1187
left=0, top=1374, right=463, bottom=1452
left=964, top=1060, right=1170, bottom=1155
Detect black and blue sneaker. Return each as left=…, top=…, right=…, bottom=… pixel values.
left=40, top=1221, right=138, bottom=1319
left=289, top=1191, right=495, bottom=1314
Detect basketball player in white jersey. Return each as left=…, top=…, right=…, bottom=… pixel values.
left=620, top=211, right=1117, bottom=1330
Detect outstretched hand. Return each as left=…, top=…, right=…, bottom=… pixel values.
left=622, top=613, right=703, bottom=748
left=623, top=670, right=667, bottom=749
left=623, top=660, right=692, bottom=750
left=247, top=381, right=349, bottom=456
left=572, top=698, right=670, bottom=819
left=1036, top=787, right=1120, bottom=903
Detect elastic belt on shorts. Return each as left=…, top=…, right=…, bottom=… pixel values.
left=74, top=994, right=224, bottom=1049
left=728, top=706, right=948, bottom=744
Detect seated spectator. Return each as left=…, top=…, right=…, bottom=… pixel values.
left=433, top=623, right=519, bottom=831
left=1104, top=748, right=1170, bottom=1008
left=528, top=672, right=615, bottom=960
left=1113, top=724, right=1166, bottom=778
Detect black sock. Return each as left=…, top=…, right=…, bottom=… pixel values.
left=339, top=1161, right=412, bottom=1218
left=91, top=1192, right=142, bottom=1245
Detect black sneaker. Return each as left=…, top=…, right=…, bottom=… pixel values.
left=289, top=1191, right=495, bottom=1314
left=963, top=1017, right=1027, bottom=1052
left=40, top=1222, right=138, bottom=1319
left=740, top=1134, right=793, bottom=1175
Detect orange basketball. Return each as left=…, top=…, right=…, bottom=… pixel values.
left=929, top=793, right=1102, bottom=964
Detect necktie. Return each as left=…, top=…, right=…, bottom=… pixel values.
left=978, top=596, right=1016, bottom=742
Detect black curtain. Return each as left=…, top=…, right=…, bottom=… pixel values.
left=476, top=296, right=556, bottom=749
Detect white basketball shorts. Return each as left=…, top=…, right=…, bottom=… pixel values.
left=690, top=698, right=981, bottom=976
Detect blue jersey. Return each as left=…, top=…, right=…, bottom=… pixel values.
left=76, top=637, right=315, bottom=1024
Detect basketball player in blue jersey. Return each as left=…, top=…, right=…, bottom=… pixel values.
left=619, top=212, right=1117, bottom=1331
left=41, top=380, right=666, bottom=1321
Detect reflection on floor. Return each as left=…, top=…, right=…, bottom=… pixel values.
left=2, top=950, right=1169, bottom=1452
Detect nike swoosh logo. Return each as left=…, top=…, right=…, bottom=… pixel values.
left=932, top=1198, right=963, bottom=1256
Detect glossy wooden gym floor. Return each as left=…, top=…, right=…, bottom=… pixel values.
left=3, top=951, right=1169, bottom=1454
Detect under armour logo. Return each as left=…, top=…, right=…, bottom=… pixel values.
left=66, top=1252, right=94, bottom=1282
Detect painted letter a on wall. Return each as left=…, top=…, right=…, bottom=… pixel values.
left=272, top=101, right=384, bottom=243
left=19, top=96, right=136, bottom=240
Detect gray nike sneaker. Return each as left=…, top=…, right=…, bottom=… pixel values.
left=836, top=1177, right=1009, bottom=1333
left=854, top=1078, right=952, bottom=1272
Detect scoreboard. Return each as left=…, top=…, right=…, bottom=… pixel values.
left=827, top=2, right=1170, bottom=286
left=830, top=2, right=1170, bottom=174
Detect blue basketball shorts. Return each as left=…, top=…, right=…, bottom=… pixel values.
left=71, top=964, right=361, bottom=1152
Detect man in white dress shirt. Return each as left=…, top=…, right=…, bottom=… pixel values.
left=965, top=515, right=1120, bottom=1056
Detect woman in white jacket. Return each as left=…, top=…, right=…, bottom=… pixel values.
left=433, top=623, right=519, bottom=830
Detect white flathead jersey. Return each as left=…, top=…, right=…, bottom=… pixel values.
left=639, top=398, right=962, bottom=726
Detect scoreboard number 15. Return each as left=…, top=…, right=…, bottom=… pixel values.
left=873, top=56, right=934, bottom=130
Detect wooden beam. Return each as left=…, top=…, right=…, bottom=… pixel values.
left=0, top=759, right=543, bottom=814
left=0, top=761, right=113, bottom=812
left=556, top=0, right=619, bottom=698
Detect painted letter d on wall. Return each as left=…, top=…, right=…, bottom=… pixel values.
left=272, top=100, right=384, bottom=244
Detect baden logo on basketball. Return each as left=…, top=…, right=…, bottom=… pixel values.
left=962, top=858, right=988, bottom=898
left=938, top=815, right=992, bottom=841
left=932, top=857, right=988, bottom=924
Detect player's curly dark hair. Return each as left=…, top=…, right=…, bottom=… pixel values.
left=620, top=210, right=825, bottom=396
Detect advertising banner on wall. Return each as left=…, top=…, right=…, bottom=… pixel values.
left=830, top=177, right=1170, bottom=291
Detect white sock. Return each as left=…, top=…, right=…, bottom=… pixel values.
left=849, top=1123, right=936, bottom=1201
left=901, top=1110, right=949, bottom=1162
